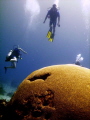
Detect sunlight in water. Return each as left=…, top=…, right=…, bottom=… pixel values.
left=24, top=0, right=40, bottom=28
left=54, top=0, right=60, bottom=7
left=81, top=0, right=90, bottom=30
left=81, top=0, right=90, bottom=46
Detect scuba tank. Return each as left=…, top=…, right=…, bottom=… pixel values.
left=5, top=50, right=13, bottom=61
left=7, top=50, right=13, bottom=57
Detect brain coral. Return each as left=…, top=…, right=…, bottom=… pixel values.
left=5, top=64, right=90, bottom=120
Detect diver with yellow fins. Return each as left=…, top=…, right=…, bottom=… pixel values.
left=43, top=4, right=60, bottom=42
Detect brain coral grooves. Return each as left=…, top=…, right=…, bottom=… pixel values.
left=4, top=64, right=90, bottom=120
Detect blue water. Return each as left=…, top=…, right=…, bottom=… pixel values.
left=0, top=0, right=90, bottom=101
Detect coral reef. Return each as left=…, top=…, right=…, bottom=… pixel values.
left=1, top=64, right=90, bottom=120
left=0, top=99, right=8, bottom=119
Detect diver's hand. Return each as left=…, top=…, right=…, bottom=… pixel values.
left=57, top=23, right=60, bottom=27
left=43, top=21, right=45, bottom=23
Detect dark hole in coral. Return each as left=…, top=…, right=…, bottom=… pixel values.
left=43, top=100, right=49, bottom=106
left=45, top=113, right=52, bottom=119
left=29, top=73, right=51, bottom=81
left=32, top=110, right=43, bottom=117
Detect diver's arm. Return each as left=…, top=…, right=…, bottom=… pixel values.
left=19, top=48, right=27, bottom=54
left=43, top=12, right=49, bottom=23
left=57, top=12, right=60, bottom=27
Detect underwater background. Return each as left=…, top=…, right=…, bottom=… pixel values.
left=0, top=0, right=90, bottom=101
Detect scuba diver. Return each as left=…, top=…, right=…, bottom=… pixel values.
left=75, top=54, right=84, bottom=66
left=4, top=45, right=27, bottom=73
left=43, top=4, right=60, bottom=42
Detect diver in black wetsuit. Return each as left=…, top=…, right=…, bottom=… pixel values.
left=4, top=45, right=27, bottom=73
left=43, top=4, right=60, bottom=39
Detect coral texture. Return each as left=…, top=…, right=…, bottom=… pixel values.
left=3, top=64, right=90, bottom=120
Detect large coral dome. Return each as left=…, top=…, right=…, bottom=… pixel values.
left=5, top=64, right=90, bottom=120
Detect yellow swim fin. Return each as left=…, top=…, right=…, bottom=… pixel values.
left=48, top=37, right=53, bottom=42
left=48, top=33, right=54, bottom=42
left=46, top=31, right=52, bottom=38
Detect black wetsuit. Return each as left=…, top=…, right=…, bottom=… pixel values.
left=47, top=8, right=60, bottom=28
left=5, top=48, right=21, bottom=61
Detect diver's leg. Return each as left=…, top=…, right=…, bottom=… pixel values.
left=49, top=20, right=52, bottom=32
left=10, top=57, right=17, bottom=68
left=4, top=61, right=16, bottom=73
left=11, top=61, right=16, bottom=68
left=10, top=57, right=17, bottom=62
left=4, top=57, right=17, bottom=73
left=47, top=20, right=53, bottom=38
left=50, top=21, right=56, bottom=39
left=5, top=57, right=17, bottom=69
left=5, top=62, right=16, bottom=69
left=53, top=26, right=55, bottom=35
left=52, top=21, right=56, bottom=35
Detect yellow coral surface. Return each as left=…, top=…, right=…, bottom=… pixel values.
left=10, top=64, right=90, bottom=120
